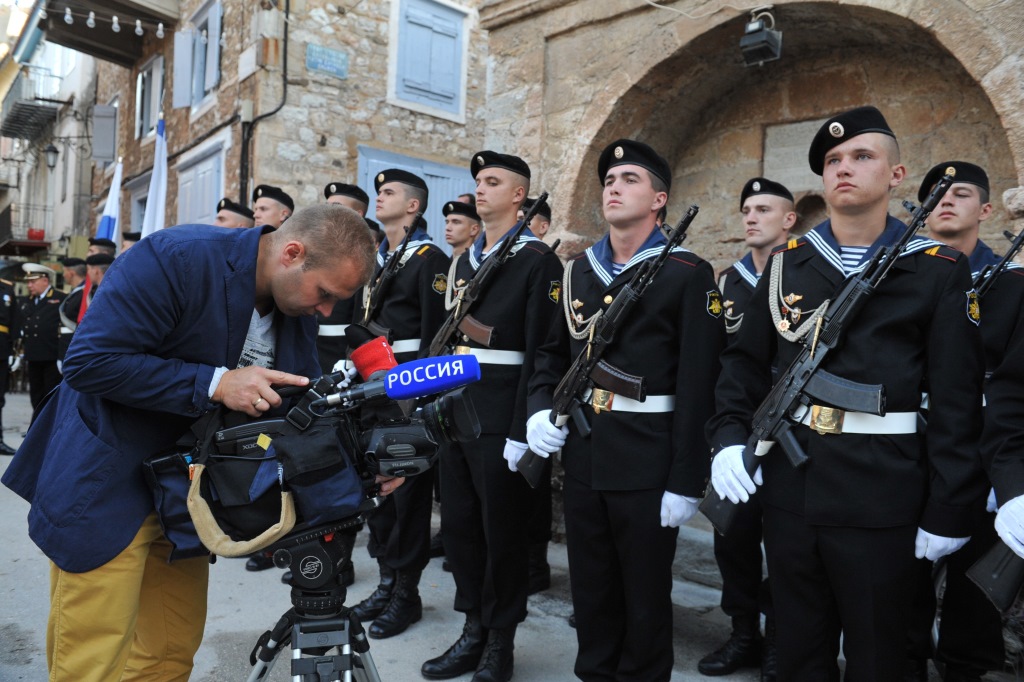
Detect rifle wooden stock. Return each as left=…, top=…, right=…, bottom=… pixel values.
left=699, top=170, right=959, bottom=536
left=457, top=315, right=495, bottom=348
left=967, top=540, right=1024, bottom=614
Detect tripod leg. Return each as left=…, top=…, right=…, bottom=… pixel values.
left=347, top=610, right=382, bottom=682
left=248, top=610, right=295, bottom=682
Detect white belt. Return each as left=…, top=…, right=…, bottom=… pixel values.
left=589, top=389, right=675, bottom=413
left=318, top=324, right=349, bottom=337
left=391, top=339, right=421, bottom=354
left=798, top=408, right=917, bottom=435
left=454, top=346, right=525, bottom=365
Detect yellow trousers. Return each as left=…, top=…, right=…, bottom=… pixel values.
left=47, top=513, right=209, bottom=682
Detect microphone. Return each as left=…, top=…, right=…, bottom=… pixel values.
left=346, top=324, right=397, bottom=380
left=314, top=355, right=481, bottom=408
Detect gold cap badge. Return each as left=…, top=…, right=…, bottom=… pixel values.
left=377, top=173, right=384, bottom=183
left=829, top=122, right=844, bottom=138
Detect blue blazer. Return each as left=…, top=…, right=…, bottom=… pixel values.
left=2, top=225, right=321, bottom=572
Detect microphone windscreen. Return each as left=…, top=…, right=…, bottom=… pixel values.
left=383, top=355, right=481, bottom=400
left=349, top=336, right=398, bottom=380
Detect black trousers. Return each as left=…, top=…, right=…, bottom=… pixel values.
left=563, top=475, right=677, bottom=682
left=526, top=454, right=553, bottom=545
left=712, top=490, right=772, bottom=628
left=365, top=462, right=433, bottom=572
left=762, top=505, right=918, bottom=682
left=27, top=360, right=60, bottom=423
left=907, top=510, right=1004, bottom=673
left=440, top=434, right=531, bottom=629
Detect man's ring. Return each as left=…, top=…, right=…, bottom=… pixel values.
left=253, top=397, right=265, bottom=408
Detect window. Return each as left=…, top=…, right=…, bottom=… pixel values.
left=391, top=0, right=468, bottom=120
left=358, top=145, right=475, bottom=255
left=135, top=56, right=164, bottom=139
left=172, top=1, right=222, bottom=110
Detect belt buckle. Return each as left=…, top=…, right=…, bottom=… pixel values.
left=810, top=405, right=844, bottom=435
left=591, top=388, right=614, bottom=414
left=453, top=346, right=472, bottom=355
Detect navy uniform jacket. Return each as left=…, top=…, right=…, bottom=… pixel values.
left=20, top=286, right=66, bottom=362
left=315, top=297, right=355, bottom=375
left=2, top=225, right=321, bottom=573
left=356, top=227, right=450, bottom=363
left=0, top=278, right=18, bottom=351
left=528, top=229, right=725, bottom=495
left=451, top=227, right=562, bottom=442
left=718, top=253, right=759, bottom=340
left=707, top=217, right=985, bottom=537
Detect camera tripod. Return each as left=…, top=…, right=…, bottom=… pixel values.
left=247, top=517, right=382, bottom=682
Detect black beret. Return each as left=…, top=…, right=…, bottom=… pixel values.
left=88, top=237, right=117, bottom=249
left=597, top=139, right=672, bottom=191
left=442, top=201, right=481, bottom=223
left=60, top=257, right=86, bottom=268
left=364, top=217, right=380, bottom=232
left=808, top=106, right=896, bottom=176
left=251, top=185, right=295, bottom=212
left=917, top=161, right=989, bottom=203
left=740, top=177, right=794, bottom=209
left=217, top=197, right=255, bottom=220
left=470, top=151, right=531, bottom=180
left=324, top=182, right=370, bottom=205
left=373, top=169, right=429, bottom=210
left=86, top=253, right=115, bottom=266
left=522, top=196, right=551, bottom=221
left=121, top=231, right=142, bottom=242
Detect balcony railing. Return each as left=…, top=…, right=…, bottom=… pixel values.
left=8, top=203, right=52, bottom=241
left=0, top=67, right=62, bottom=141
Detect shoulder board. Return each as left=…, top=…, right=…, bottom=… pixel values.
left=0, top=279, right=11, bottom=286
left=921, top=243, right=962, bottom=263
left=771, top=237, right=806, bottom=255
left=413, top=243, right=443, bottom=257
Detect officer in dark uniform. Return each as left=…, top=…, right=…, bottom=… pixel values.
left=421, top=151, right=561, bottom=682
left=0, top=273, right=19, bottom=454
left=121, top=231, right=142, bottom=253
left=57, top=257, right=88, bottom=364
left=527, top=140, right=725, bottom=681
left=707, top=107, right=987, bottom=680
left=904, top=161, right=1007, bottom=682
left=252, top=184, right=294, bottom=229
left=213, top=198, right=256, bottom=229
left=346, top=170, right=449, bottom=640
left=700, top=177, right=796, bottom=681
left=20, top=263, right=66, bottom=423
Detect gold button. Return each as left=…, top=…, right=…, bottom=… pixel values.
left=603, top=295, right=613, bottom=305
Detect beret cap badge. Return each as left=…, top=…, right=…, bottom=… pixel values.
left=613, top=146, right=624, bottom=159
left=829, top=122, right=845, bottom=138
left=476, top=155, right=485, bottom=165
left=752, top=181, right=761, bottom=191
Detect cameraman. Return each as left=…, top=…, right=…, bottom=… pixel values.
left=2, top=205, right=392, bottom=681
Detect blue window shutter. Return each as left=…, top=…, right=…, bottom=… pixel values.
left=172, top=29, right=194, bottom=109
left=205, top=3, right=222, bottom=90
left=396, top=0, right=464, bottom=115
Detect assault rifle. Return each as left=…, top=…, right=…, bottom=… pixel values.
left=698, top=168, right=959, bottom=535
left=516, top=205, right=700, bottom=487
left=974, top=227, right=1024, bottom=298
left=361, top=212, right=422, bottom=327
left=427, top=192, right=549, bottom=357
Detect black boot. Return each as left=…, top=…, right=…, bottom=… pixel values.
left=245, top=550, right=275, bottom=571
left=527, top=543, right=550, bottom=595
left=369, top=569, right=423, bottom=639
left=352, top=562, right=396, bottom=622
left=761, top=616, right=777, bottom=682
left=0, top=440, right=15, bottom=456
left=430, top=530, right=446, bottom=558
left=421, top=612, right=487, bottom=680
left=472, top=625, right=515, bottom=682
left=697, top=619, right=762, bottom=676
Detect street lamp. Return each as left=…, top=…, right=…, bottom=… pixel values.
left=44, top=143, right=59, bottom=171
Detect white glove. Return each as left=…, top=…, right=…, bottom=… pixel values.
left=503, top=439, right=528, bottom=472
left=56, top=360, right=62, bottom=374
left=995, top=495, right=1024, bottom=559
left=660, top=492, right=699, bottom=528
left=710, top=445, right=762, bottom=504
left=914, top=528, right=970, bottom=561
left=987, top=488, right=999, bottom=514
left=526, top=410, right=568, bottom=456
left=330, top=362, right=359, bottom=389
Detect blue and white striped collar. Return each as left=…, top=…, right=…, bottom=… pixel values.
left=968, top=239, right=1000, bottom=278
left=376, top=227, right=432, bottom=269
left=467, top=222, right=539, bottom=270
left=585, top=226, right=689, bottom=287
left=732, top=252, right=759, bottom=288
left=803, top=215, right=940, bottom=276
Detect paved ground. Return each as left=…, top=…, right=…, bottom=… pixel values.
left=0, top=389, right=1012, bottom=681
